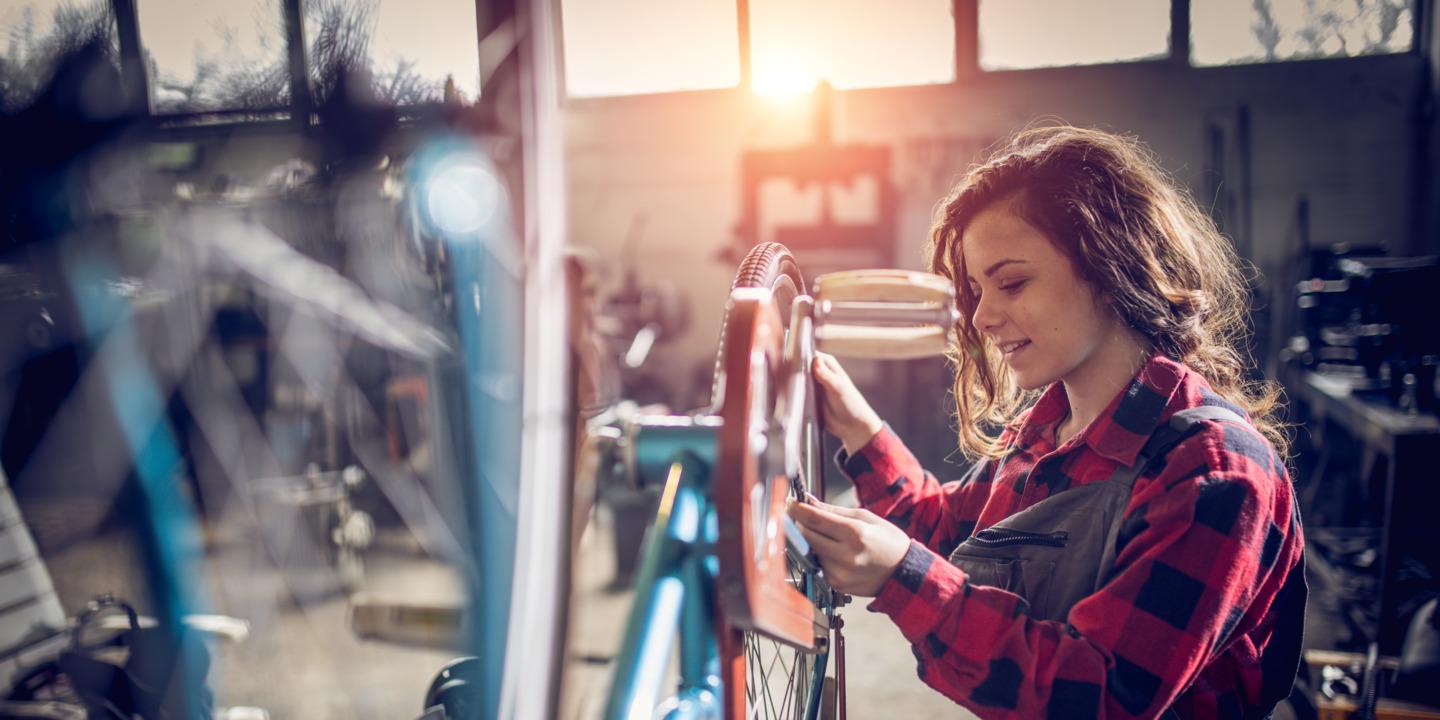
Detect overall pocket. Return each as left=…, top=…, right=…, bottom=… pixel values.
left=966, top=528, right=1069, bottom=549
left=949, top=531, right=1069, bottom=620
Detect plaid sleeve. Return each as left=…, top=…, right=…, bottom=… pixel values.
left=837, top=425, right=991, bottom=559
left=863, top=423, right=1304, bottom=720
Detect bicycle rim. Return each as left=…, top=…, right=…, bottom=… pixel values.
left=714, top=243, right=833, bottom=720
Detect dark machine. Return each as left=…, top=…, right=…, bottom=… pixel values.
left=1288, top=248, right=1440, bottom=412
left=1284, top=243, right=1440, bottom=720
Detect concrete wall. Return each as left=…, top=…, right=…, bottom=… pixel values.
left=564, top=52, right=1430, bottom=471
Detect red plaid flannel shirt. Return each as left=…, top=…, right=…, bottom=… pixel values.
left=842, top=353, right=1304, bottom=720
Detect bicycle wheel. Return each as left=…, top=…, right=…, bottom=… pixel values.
left=717, top=243, right=815, bottom=496
left=713, top=243, right=835, bottom=720
left=706, top=243, right=802, bottom=412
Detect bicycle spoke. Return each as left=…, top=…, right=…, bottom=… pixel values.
left=743, top=456, right=821, bottom=717
left=743, top=625, right=818, bottom=720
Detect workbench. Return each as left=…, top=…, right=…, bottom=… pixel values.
left=1296, top=372, right=1440, bottom=655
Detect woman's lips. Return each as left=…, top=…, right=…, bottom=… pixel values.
left=1000, top=339, right=1031, bottom=361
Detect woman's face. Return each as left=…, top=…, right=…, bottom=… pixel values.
left=960, top=200, right=1126, bottom=393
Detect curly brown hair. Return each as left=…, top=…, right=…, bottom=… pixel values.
left=924, top=125, right=1288, bottom=462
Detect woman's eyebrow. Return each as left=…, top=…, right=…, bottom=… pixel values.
left=982, top=259, right=1027, bottom=277
left=964, top=258, right=1028, bottom=286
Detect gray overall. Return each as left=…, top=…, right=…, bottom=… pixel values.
left=945, top=405, right=1305, bottom=718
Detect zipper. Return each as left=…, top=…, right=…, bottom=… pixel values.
left=965, top=528, right=1069, bottom=549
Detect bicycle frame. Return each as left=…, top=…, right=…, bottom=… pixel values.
left=603, top=421, right=722, bottom=720
left=597, top=259, right=955, bottom=720
left=602, top=419, right=833, bottom=720
left=602, top=289, right=834, bottom=720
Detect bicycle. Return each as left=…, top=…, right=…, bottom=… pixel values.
left=597, top=242, right=957, bottom=720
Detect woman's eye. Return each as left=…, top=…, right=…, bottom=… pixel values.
left=999, top=279, right=1026, bottom=293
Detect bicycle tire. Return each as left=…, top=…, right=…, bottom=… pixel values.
left=731, top=243, right=803, bottom=317
left=712, top=243, right=835, bottom=720
left=722, top=242, right=822, bottom=510
left=707, top=243, right=803, bottom=412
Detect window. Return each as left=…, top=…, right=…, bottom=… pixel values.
left=135, top=0, right=480, bottom=114
left=748, top=0, right=954, bottom=94
left=561, top=0, right=739, bottom=98
left=559, top=0, right=951, bottom=98
left=1192, top=0, right=1413, bottom=66
left=978, top=0, right=1170, bottom=71
left=0, top=0, right=117, bottom=114
left=304, top=0, right=479, bottom=106
left=137, top=0, right=290, bottom=114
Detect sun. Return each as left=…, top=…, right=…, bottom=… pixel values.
left=752, top=55, right=820, bottom=96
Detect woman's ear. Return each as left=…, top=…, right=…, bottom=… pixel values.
left=1096, top=290, right=1139, bottom=333
left=1087, top=282, right=1118, bottom=314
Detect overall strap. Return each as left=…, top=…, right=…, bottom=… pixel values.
left=1093, top=404, right=1257, bottom=604
left=1167, top=404, right=1252, bottom=431
left=1108, top=404, right=1253, bottom=490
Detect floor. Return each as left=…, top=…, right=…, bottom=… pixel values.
left=22, top=484, right=967, bottom=720
left=18, top=484, right=1351, bottom=720
left=559, top=488, right=1356, bottom=720
left=23, top=494, right=461, bottom=720
left=558, top=499, right=967, bottom=720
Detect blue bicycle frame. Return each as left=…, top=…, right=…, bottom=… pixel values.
left=602, top=415, right=831, bottom=720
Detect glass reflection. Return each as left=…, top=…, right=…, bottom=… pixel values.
left=978, top=0, right=1170, bottom=71
left=0, top=0, right=117, bottom=114
left=304, top=0, right=479, bottom=106
left=136, top=0, right=290, bottom=114
left=1192, top=0, right=1413, bottom=66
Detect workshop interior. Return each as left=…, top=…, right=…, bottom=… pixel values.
left=0, top=0, right=1437, bottom=718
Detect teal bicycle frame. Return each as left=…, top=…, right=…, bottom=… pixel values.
left=603, top=418, right=722, bottom=720
left=602, top=414, right=832, bottom=720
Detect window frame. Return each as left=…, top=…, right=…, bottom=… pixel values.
left=95, top=0, right=1425, bottom=107
left=103, top=0, right=491, bottom=132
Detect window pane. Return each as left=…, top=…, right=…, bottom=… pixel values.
left=0, top=0, right=117, bottom=114
left=305, top=0, right=479, bottom=106
left=979, top=0, right=1170, bottom=71
left=749, top=0, right=954, bottom=94
left=1192, top=0, right=1413, bottom=66
left=138, top=0, right=289, bottom=114
left=561, top=0, right=739, bottom=98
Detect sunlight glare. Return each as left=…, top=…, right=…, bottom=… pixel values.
left=748, top=0, right=953, bottom=93
left=562, top=0, right=739, bottom=97
left=753, top=56, right=818, bottom=96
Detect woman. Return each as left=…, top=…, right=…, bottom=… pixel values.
left=790, top=126, right=1305, bottom=720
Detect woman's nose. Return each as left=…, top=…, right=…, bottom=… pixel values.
left=971, top=293, right=1000, bottom=332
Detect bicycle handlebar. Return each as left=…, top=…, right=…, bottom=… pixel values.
left=812, top=269, right=953, bottom=302
left=811, top=269, right=958, bottom=360
left=815, top=325, right=951, bottom=359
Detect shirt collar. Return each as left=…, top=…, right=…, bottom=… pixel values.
left=1014, top=352, right=1187, bottom=466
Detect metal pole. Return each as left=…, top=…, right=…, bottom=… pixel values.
left=952, top=0, right=978, bottom=79
left=283, top=0, right=312, bottom=127
left=111, top=0, right=150, bottom=115
left=737, top=0, right=752, bottom=90
left=1170, top=0, right=1192, bottom=67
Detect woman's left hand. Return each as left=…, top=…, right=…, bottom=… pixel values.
left=788, top=498, right=912, bottom=597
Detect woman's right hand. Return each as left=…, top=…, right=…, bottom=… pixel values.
left=812, top=353, right=884, bottom=456
left=788, top=497, right=909, bottom=597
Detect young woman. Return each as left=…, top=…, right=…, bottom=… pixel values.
left=790, top=126, right=1305, bottom=720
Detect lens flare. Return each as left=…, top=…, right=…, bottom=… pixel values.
left=425, top=158, right=501, bottom=235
